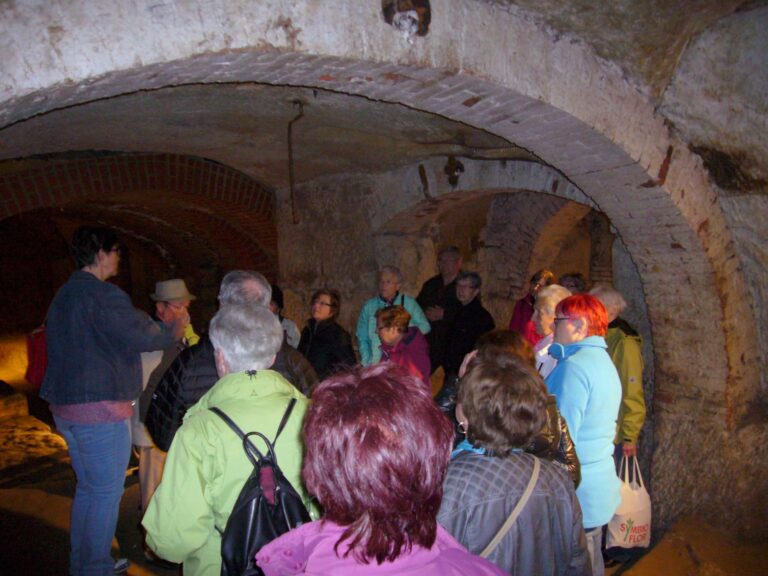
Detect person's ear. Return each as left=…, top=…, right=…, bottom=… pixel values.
left=456, top=403, right=467, bottom=427
left=573, top=317, right=588, bottom=337
left=214, top=349, right=230, bottom=377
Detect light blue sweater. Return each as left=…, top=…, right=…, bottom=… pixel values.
left=545, top=336, right=622, bottom=528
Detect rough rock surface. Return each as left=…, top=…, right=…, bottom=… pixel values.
left=489, top=0, right=745, bottom=98
left=660, top=5, right=768, bottom=194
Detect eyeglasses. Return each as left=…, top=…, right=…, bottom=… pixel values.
left=313, top=300, right=333, bottom=308
left=553, top=317, right=572, bottom=324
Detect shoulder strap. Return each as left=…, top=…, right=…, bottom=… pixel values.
left=209, top=406, right=249, bottom=442
left=480, top=455, right=541, bottom=558
left=273, top=398, right=297, bottom=444
left=210, top=398, right=297, bottom=447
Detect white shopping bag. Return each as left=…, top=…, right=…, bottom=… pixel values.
left=606, top=456, right=651, bottom=548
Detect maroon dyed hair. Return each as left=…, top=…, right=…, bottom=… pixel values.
left=302, top=364, right=454, bottom=565
left=555, top=293, right=608, bottom=337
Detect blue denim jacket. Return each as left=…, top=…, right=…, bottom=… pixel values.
left=41, top=271, right=175, bottom=405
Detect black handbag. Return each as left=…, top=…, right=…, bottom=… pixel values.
left=210, top=399, right=311, bottom=576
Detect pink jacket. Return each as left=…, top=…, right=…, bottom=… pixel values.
left=256, top=520, right=506, bottom=576
left=379, top=327, right=431, bottom=390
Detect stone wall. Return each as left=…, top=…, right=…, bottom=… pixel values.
left=717, top=194, right=768, bottom=410
left=483, top=192, right=569, bottom=322
left=612, top=236, right=655, bottom=484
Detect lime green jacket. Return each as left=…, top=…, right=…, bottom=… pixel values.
left=143, top=369, right=316, bottom=575
left=605, top=320, right=646, bottom=444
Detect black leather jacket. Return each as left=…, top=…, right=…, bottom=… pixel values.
left=528, top=396, right=581, bottom=487
left=145, top=336, right=318, bottom=451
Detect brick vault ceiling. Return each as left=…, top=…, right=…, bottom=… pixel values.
left=0, top=1, right=763, bottom=192
left=0, top=84, right=531, bottom=190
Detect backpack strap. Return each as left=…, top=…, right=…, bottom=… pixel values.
left=273, top=398, right=297, bottom=444
left=210, top=398, right=297, bottom=451
left=480, top=455, right=541, bottom=558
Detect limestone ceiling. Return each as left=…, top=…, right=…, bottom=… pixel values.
left=0, top=84, right=530, bottom=190
left=489, top=0, right=747, bottom=98
left=490, top=0, right=767, bottom=192
left=0, top=0, right=765, bottom=194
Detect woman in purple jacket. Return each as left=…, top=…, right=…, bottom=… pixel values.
left=376, top=305, right=431, bottom=390
left=256, top=364, right=505, bottom=576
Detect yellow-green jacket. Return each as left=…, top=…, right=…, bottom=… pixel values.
left=143, top=369, right=316, bottom=575
left=605, top=319, right=646, bottom=445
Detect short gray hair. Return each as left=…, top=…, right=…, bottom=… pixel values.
left=536, top=284, right=572, bottom=311
left=218, top=270, right=271, bottom=307
left=379, top=265, right=403, bottom=283
left=589, top=285, right=627, bottom=318
left=209, top=304, right=283, bottom=372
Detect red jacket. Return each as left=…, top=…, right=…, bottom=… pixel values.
left=379, top=327, right=431, bottom=390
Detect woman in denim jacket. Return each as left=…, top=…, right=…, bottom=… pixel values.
left=41, top=226, right=187, bottom=576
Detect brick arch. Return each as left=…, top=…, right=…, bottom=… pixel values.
left=376, top=160, right=593, bottom=231
left=0, top=153, right=277, bottom=276
left=1, top=0, right=762, bottom=536
left=528, top=202, right=594, bottom=280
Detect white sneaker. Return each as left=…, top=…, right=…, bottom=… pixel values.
left=114, top=558, right=130, bottom=574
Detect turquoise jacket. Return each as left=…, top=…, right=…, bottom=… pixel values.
left=143, top=370, right=315, bottom=575
left=545, top=336, right=621, bottom=528
left=355, top=293, right=430, bottom=365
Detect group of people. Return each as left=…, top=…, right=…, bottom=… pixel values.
left=289, top=248, right=497, bottom=397
left=41, top=228, right=646, bottom=576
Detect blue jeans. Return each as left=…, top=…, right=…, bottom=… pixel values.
left=55, top=416, right=131, bottom=576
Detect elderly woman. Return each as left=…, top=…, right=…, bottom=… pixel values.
left=589, top=285, right=646, bottom=461
left=355, top=265, right=430, bottom=366
left=41, top=226, right=187, bottom=576
left=256, top=364, right=506, bottom=575
left=545, top=294, right=622, bottom=576
left=375, top=305, right=431, bottom=389
left=438, top=351, right=589, bottom=575
left=143, top=304, right=314, bottom=575
left=298, top=288, right=356, bottom=380
left=531, top=284, right=572, bottom=378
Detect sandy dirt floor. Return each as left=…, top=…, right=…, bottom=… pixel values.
left=0, top=381, right=177, bottom=574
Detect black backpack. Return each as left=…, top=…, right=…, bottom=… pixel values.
left=210, top=399, right=311, bottom=576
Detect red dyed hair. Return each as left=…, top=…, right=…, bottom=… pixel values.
left=555, top=294, right=608, bottom=337
left=302, top=364, right=454, bottom=565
